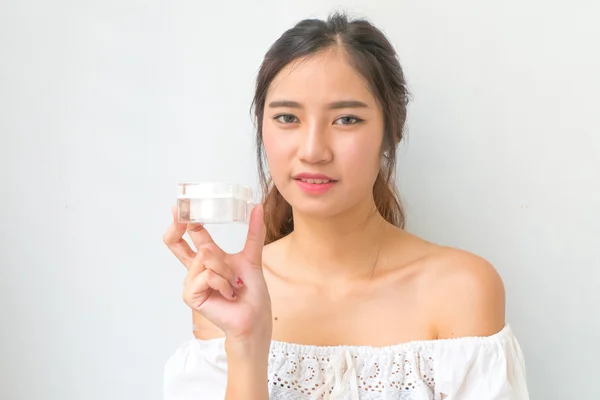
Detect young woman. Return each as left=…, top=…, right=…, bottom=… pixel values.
left=162, top=13, right=529, bottom=400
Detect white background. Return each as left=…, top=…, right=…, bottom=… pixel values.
left=1, top=1, right=599, bottom=399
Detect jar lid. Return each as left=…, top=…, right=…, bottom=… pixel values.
left=177, top=182, right=253, bottom=201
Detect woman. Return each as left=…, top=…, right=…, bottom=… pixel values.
left=162, top=13, right=529, bottom=400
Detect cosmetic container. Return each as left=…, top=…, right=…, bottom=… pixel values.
left=177, top=182, right=254, bottom=224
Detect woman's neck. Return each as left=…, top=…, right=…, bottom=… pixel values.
left=284, top=199, right=389, bottom=280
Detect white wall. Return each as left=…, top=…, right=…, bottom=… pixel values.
left=1, top=1, right=598, bottom=399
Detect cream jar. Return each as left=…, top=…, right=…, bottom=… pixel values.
left=177, top=182, right=254, bottom=224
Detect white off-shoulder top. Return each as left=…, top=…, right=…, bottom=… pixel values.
left=164, top=325, right=529, bottom=399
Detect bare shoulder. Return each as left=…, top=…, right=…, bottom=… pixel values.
left=415, top=245, right=506, bottom=339
left=422, top=246, right=506, bottom=338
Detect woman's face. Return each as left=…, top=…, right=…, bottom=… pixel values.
left=262, top=48, right=385, bottom=219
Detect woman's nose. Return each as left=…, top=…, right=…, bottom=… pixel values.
left=296, top=123, right=333, bottom=164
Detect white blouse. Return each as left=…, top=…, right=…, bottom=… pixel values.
left=164, top=325, right=529, bottom=399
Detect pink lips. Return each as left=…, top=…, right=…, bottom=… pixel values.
left=292, top=173, right=337, bottom=195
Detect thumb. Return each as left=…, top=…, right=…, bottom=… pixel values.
left=242, top=203, right=266, bottom=266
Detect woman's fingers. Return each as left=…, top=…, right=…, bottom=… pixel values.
left=204, top=270, right=237, bottom=301
left=188, top=248, right=242, bottom=288
left=205, top=253, right=240, bottom=287
left=185, top=269, right=237, bottom=309
left=163, top=207, right=195, bottom=269
left=170, top=205, right=243, bottom=309
left=187, top=223, right=215, bottom=251
left=163, top=206, right=223, bottom=270
left=187, top=248, right=208, bottom=279
left=242, top=204, right=266, bottom=268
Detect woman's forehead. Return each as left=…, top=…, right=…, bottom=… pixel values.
left=266, top=49, right=376, bottom=106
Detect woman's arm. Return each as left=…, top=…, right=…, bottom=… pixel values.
left=224, top=337, right=271, bottom=400
left=165, top=205, right=272, bottom=399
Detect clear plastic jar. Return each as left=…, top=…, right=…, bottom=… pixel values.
left=177, top=182, right=254, bottom=224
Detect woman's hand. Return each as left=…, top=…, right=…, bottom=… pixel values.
left=163, top=204, right=272, bottom=346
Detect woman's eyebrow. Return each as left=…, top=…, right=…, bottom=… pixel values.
left=267, top=100, right=369, bottom=109
left=268, top=100, right=302, bottom=108
left=328, top=100, right=369, bottom=109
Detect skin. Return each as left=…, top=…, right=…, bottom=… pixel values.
left=163, top=47, right=505, bottom=399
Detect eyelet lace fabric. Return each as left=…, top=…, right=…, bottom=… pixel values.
left=163, top=325, right=529, bottom=400
left=267, top=340, right=436, bottom=399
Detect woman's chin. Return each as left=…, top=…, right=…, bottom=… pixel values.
left=289, top=202, right=347, bottom=220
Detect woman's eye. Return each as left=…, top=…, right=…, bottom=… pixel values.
left=334, top=116, right=363, bottom=125
left=274, top=114, right=299, bottom=124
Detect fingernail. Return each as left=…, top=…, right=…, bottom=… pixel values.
left=236, top=277, right=244, bottom=287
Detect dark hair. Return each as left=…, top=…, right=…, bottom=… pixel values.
left=252, top=12, right=410, bottom=244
